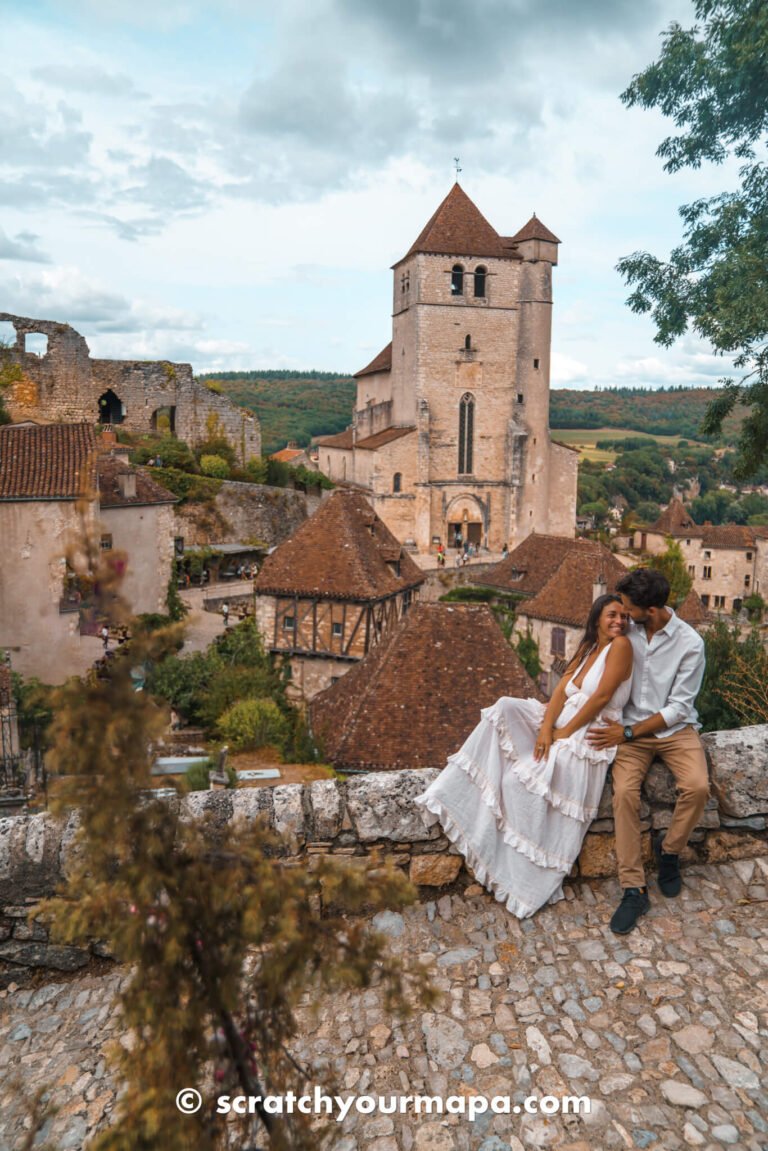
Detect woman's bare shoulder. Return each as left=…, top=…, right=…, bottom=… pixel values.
left=607, top=635, right=633, bottom=657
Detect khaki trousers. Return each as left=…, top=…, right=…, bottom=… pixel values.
left=611, top=726, right=709, bottom=889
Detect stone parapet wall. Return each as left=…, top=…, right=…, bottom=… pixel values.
left=1, top=724, right=766, bottom=983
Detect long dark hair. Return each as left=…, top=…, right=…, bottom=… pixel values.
left=565, top=593, right=623, bottom=676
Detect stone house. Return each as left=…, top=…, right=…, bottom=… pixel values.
left=253, top=490, right=425, bottom=699
left=634, top=498, right=768, bottom=614
left=315, top=184, right=578, bottom=553
left=311, top=602, right=543, bottom=772
left=479, top=532, right=620, bottom=601
left=0, top=423, right=177, bottom=682
left=512, top=544, right=630, bottom=694
left=95, top=453, right=178, bottom=617
left=0, top=311, right=260, bottom=464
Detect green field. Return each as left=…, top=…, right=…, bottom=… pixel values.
left=553, top=426, right=703, bottom=463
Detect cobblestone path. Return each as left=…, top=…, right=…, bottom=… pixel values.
left=1, top=857, right=766, bottom=1150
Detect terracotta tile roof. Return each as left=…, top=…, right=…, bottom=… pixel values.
left=700, top=524, right=756, bottom=550
left=355, top=426, right=416, bottom=451
left=676, top=588, right=713, bottom=626
left=270, top=448, right=306, bottom=463
left=315, top=428, right=354, bottom=450
left=97, top=456, right=177, bottom=508
left=0, top=423, right=95, bottom=500
left=311, top=602, right=544, bottom=772
left=481, top=533, right=602, bottom=596
left=504, top=214, right=561, bottom=245
left=355, top=342, right=392, bottom=378
left=651, top=498, right=697, bottom=534
left=517, top=545, right=629, bottom=628
left=398, top=183, right=521, bottom=265
left=254, top=490, right=425, bottom=601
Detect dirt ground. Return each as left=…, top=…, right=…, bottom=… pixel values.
left=227, top=747, right=337, bottom=788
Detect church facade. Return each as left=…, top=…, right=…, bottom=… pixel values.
left=316, top=184, right=577, bottom=552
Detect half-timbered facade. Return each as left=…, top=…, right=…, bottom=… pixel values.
left=253, top=490, right=425, bottom=699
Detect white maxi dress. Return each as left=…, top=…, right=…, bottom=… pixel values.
left=414, top=645, right=632, bottom=918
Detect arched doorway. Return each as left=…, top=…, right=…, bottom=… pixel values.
left=98, top=389, right=125, bottom=425
left=446, top=494, right=485, bottom=549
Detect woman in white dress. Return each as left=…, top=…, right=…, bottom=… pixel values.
left=415, top=595, right=633, bottom=918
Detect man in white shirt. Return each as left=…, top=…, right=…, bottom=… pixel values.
left=587, top=568, right=708, bottom=934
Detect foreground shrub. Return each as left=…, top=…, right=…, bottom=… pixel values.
left=217, top=697, right=289, bottom=751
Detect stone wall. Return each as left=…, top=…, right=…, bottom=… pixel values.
left=174, top=481, right=323, bottom=547
left=1, top=724, right=765, bottom=984
left=0, top=311, right=260, bottom=464
left=0, top=500, right=103, bottom=682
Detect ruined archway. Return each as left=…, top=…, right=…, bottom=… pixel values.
left=150, top=406, right=176, bottom=434
left=98, top=389, right=125, bottom=425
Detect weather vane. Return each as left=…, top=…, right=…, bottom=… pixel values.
left=454, top=157, right=462, bottom=177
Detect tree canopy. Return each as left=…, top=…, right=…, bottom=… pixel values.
left=617, top=0, right=768, bottom=477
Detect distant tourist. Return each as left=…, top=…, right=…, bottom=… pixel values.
left=222, top=603, right=229, bottom=628
left=101, top=624, right=109, bottom=651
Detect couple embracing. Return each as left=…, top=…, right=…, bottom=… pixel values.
left=415, top=568, right=709, bottom=934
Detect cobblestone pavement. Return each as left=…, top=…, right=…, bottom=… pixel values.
left=1, top=857, right=766, bottom=1151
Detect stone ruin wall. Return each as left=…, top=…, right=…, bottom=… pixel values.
left=0, top=723, right=765, bottom=985
left=0, top=312, right=260, bottom=464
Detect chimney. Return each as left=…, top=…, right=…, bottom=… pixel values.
left=593, top=572, right=607, bottom=601
left=118, top=472, right=137, bottom=499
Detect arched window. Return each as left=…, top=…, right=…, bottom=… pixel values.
left=464, top=334, right=472, bottom=351
left=474, top=266, right=487, bottom=297
left=393, top=472, right=402, bottom=493
left=458, top=393, right=475, bottom=475
left=451, top=264, right=464, bottom=296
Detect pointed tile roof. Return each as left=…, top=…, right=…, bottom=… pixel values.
left=676, top=588, right=713, bottom=627
left=651, top=498, right=697, bottom=535
left=505, top=214, right=561, bottom=245
left=481, top=533, right=604, bottom=596
left=0, top=423, right=96, bottom=500
left=398, top=183, right=519, bottom=265
left=310, top=602, right=544, bottom=771
left=253, top=489, right=425, bottom=601
left=516, top=545, right=629, bottom=628
left=355, top=342, right=392, bottom=378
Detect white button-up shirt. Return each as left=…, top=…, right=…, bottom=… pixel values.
left=623, top=609, right=705, bottom=738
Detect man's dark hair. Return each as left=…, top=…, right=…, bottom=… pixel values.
left=616, top=568, right=670, bottom=609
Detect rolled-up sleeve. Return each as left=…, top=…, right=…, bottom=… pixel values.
left=659, top=640, right=706, bottom=731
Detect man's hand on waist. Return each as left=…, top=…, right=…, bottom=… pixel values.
left=586, top=721, right=625, bottom=750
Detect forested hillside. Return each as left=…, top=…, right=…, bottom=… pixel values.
left=549, top=386, right=739, bottom=440
left=199, top=375, right=744, bottom=459
left=198, top=372, right=355, bottom=457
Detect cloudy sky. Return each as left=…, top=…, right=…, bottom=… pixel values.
left=0, top=0, right=739, bottom=388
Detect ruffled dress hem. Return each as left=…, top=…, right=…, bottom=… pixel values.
left=414, top=790, right=547, bottom=919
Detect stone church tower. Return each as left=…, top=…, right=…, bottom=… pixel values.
left=316, top=184, right=577, bottom=551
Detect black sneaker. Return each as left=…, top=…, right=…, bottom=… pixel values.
left=654, top=832, right=682, bottom=897
left=610, top=887, right=650, bottom=934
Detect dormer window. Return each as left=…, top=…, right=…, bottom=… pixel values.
left=474, top=266, right=487, bottom=297
left=451, top=265, right=464, bottom=295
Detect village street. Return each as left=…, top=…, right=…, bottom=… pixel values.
left=1, top=856, right=766, bottom=1150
